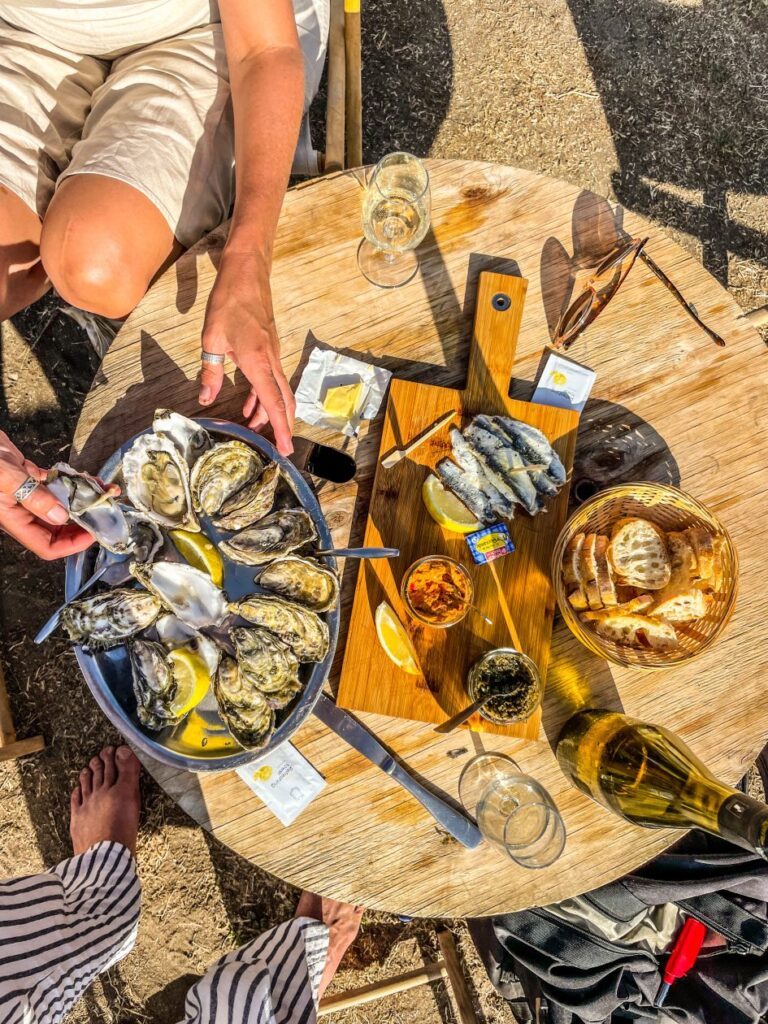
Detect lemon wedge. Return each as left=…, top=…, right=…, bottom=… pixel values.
left=167, top=648, right=212, bottom=718
left=422, top=474, right=482, bottom=534
left=170, top=529, right=224, bottom=587
left=375, top=602, right=420, bottom=676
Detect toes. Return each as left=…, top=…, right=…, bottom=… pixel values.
left=90, top=754, right=104, bottom=789
left=71, top=784, right=83, bottom=810
left=101, top=746, right=117, bottom=787
left=115, top=745, right=140, bottom=782
left=80, top=767, right=93, bottom=798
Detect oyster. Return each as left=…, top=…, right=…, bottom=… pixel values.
left=122, top=432, right=199, bottom=532
left=229, top=594, right=329, bottom=662
left=213, top=655, right=275, bottom=748
left=129, top=635, right=218, bottom=731
left=190, top=441, right=280, bottom=530
left=152, top=409, right=212, bottom=467
left=231, top=626, right=302, bottom=709
left=154, top=614, right=222, bottom=676
left=61, top=589, right=161, bottom=649
left=220, top=509, right=317, bottom=566
left=257, top=555, right=339, bottom=612
left=47, top=463, right=162, bottom=562
left=130, top=560, right=228, bottom=630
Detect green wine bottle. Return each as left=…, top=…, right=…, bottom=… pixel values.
left=556, top=709, right=768, bottom=856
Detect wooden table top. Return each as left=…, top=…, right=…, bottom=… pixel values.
left=72, top=160, right=768, bottom=918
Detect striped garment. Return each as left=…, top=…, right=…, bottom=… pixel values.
left=0, top=841, right=329, bottom=1024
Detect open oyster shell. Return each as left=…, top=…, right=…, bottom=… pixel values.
left=129, top=639, right=179, bottom=731
left=122, top=432, right=199, bottom=532
left=47, top=463, right=162, bottom=562
left=189, top=441, right=280, bottom=530
left=229, top=594, right=329, bottom=663
left=213, top=654, right=275, bottom=748
left=220, top=509, right=317, bottom=566
left=231, top=626, right=302, bottom=709
left=129, top=560, right=228, bottom=630
left=61, top=589, right=162, bottom=650
left=152, top=409, right=212, bottom=467
left=257, top=555, right=339, bottom=612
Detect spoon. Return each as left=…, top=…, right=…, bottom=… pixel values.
left=316, top=546, right=400, bottom=559
left=433, top=689, right=517, bottom=734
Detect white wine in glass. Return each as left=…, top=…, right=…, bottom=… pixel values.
left=358, top=152, right=431, bottom=288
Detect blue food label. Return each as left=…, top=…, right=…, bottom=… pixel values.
left=466, top=523, right=515, bottom=564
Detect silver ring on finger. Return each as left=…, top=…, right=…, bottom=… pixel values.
left=201, top=351, right=226, bottom=365
left=14, top=476, right=40, bottom=503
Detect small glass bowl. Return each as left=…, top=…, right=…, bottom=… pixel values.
left=400, top=554, right=473, bottom=629
left=467, top=648, right=542, bottom=725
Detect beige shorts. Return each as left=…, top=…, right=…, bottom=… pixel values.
left=0, top=2, right=328, bottom=248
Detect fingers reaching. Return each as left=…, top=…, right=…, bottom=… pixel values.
left=198, top=333, right=227, bottom=408
left=239, top=351, right=294, bottom=456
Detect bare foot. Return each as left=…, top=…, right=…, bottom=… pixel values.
left=70, top=745, right=141, bottom=856
left=295, top=891, right=364, bottom=997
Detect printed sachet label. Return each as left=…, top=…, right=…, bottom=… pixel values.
left=237, top=742, right=326, bottom=826
left=466, top=523, right=516, bottom=564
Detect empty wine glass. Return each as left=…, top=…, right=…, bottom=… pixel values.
left=358, top=152, right=431, bottom=288
left=459, top=753, right=566, bottom=869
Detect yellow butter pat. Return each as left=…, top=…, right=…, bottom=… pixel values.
left=322, top=381, right=363, bottom=420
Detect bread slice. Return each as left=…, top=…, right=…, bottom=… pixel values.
left=568, top=587, right=589, bottom=611
left=637, top=616, right=679, bottom=651
left=582, top=608, right=678, bottom=650
left=667, top=530, right=697, bottom=587
left=712, top=534, right=725, bottom=590
left=618, top=593, right=654, bottom=614
left=608, top=518, right=671, bottom=590
left=686, top=527, right=715, bottom=584
left=581, top=533, right=603, bottom=610
left=594, top=535, right=618, bottom=607
left=651, top=586, right=710, bottom=623
left=563, top=533, right=585, bottom=586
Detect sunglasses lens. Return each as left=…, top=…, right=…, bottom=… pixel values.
left=556, top=290, right=593, bottom=346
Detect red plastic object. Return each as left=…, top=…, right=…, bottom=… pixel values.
left=655, top=917, right=708, bottom=1007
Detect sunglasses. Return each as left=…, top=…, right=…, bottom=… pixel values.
left=553, top=237, right=726, bottom=351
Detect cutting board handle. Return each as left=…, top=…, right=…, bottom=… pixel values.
left=464, top=271, right=528, bottom=411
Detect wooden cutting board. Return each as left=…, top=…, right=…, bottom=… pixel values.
left=337, top=271, right=580, bottom=739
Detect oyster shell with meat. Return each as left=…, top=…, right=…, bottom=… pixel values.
left=257, top=555, right=339, bottom=612
left=152, top=409, right=212, bottom=467
left=220, top=509, right=317, bottom=566
left=129, top=560, right=228, bottom=630
left=229, top=594, right=329, bottom=663
left=231, top=626, right=302, bottom=709
left=61, top=589, right=162, bottom=649
left=122, top=432, right=199, bottom=532
left=129, top=635, right=218, bottom=731
left=213, top=654, right=275, bottom=748
left=47, top=463, right=162, bottom=562
left=190, top=441, right=280, bottom=530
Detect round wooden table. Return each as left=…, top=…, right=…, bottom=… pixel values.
left=72, top=160, right=768, bottom=918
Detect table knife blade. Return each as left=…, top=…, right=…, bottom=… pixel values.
left=313, top=694, right=482, bottom=849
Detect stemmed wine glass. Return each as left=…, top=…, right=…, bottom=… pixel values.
left=358, top=152, right=431, bottom=288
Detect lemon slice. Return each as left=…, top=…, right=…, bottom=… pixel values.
left=167, top=648, right=211, bottom=718
left=170, top=529, right=224, bottom=587
left=375, top=602, right=420, bottom=676
left=422, top=474, right=482, bottom=534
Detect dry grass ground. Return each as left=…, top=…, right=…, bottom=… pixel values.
left=1, top=1, right=767, bottom=1021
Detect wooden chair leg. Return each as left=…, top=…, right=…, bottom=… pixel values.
left=318, top=961, right=447, bottom=1015
left=344, top=0, right=363, bottom=168
left=0, top=661, right=45, bottom=763
left=436, top=927, right=480, bottom=1024
left=324, top=0, right=346, bottom=172
left=743, top=306, right=768, bottom=328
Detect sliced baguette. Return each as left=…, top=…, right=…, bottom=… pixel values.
left=637, top=616, right=679, bottom=651
left=563, top=533, right=585, bottom=586
left=650, top=586, right=710, bottom=623
left=594, top=534, right=618, bottom=607
left=568, top=587, right=589, bottom=611
left=581, top=533, right=603, bottom=610
left=608, top=517, right=671, bottom=590
left=686, top=527, right=715, bottom=583
left=711, top=534, right=725, bottom=590
left=667, top=530, right=697, bottom=587
left=582, top=608, right=678, bottom=650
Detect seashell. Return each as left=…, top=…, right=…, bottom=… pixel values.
left=61, top=589, right=162, bottom=650
left=230, top=626, right=302, bottom=709
left=257, top=555, right=339, bottom=612
left=152, top=409, right=212, bottom=467
left=122, top=432, right=199, bottom=532
left=189, top=441, right=280, bottom=530
left=229, top=594, right=329, bottom=662
left=129, top=560, right=228, bottom=630
left=220, top=509, right=317, bottom=566
left=213, top=655, right=275, bottom=748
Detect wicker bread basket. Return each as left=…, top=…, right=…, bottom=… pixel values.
left=551, top=483, right=738, bottom=668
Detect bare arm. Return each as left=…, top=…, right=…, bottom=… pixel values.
left=199, top=0, right=305, bottom=455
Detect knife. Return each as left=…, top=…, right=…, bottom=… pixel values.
left=313, top=694, right=483, bottom=849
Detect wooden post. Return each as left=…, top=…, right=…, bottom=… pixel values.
left=344, top=0, right=363, bottom=168
left=742, top=306, right=768, bottom=328
left=318, top=961, right=447, bottom=1015
left=0, top=660, right=45, bottom=763
left=324, top=0, right=346, bottom=172
left=436, top=928, right=479, bottom=1024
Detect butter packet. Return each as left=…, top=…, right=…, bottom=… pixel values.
left=466, top=523, right=516, bottom=564
left=294, top=347, right=392, bottom=437
left=531, top=352, right=596, bottom=413
left=236, top=742, right=326, bottom=826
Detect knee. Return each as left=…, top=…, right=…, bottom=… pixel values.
left=40, top=216, right=148, bottom=319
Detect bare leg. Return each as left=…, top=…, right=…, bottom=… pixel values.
left=70, top=744, right=141, bottom=855
left=0, top=184, right=49, bottom=320
left=41, top=174, right=183, bottom=319
left=295, top=890, right=364, bottom=997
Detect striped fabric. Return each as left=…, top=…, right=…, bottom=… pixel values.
left=0, top=841, right=330, bottom=1024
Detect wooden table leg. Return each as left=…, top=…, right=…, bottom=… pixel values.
left=0, top=661, right=45, bottom=763
left=436, top=927, right=479, bottom=1024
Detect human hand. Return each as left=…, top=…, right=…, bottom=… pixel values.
left=198, top=247, right=295, bottom=455
left=0, top=432, right=95, bottom=560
